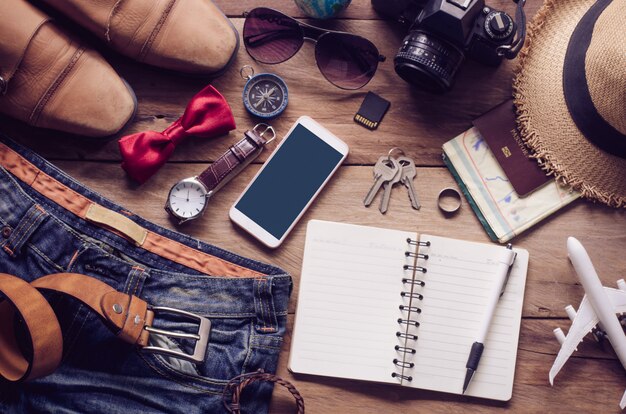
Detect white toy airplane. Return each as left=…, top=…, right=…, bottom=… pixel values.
left=550, top=237, right=626, bottom=410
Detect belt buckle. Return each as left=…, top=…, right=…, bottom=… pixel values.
left=142, top=306, right=211, bottom=364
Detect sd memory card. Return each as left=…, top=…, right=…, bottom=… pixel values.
left=354, top=92, right=390, bottom=130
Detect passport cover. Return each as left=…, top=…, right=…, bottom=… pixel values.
left=473, top=99, right=550, bottom=197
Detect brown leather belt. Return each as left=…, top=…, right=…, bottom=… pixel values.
left=0, top=142, right=265, bottom=279
left=0, top=272, right=210, bottom=382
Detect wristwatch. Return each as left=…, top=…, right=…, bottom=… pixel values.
left=165, top=124, right=275, bottom=224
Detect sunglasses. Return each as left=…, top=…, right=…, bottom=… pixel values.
left=243, top=7, right=385, bottom=90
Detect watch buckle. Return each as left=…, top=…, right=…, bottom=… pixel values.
left=253, top=123, right=276, bottom=144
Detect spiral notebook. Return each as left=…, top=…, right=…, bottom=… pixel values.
left=289, top=220, right=529, bottom=401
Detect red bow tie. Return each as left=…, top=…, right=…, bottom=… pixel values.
left=119, top=85, right=236, bottom=184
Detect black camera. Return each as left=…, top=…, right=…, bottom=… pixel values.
left=373, top=0, right=526, bottom=92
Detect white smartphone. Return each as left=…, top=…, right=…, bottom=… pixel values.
left=229, top=116, right=349, bottom=248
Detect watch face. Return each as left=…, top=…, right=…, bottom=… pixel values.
left=166, top=178, right=208, bottom=222
left=243, top=73, right=289, bottom=119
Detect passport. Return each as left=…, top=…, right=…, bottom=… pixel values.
left=473, top=99, right=550, bottom=197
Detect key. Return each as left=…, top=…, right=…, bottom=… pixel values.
left=379, top=158, right=402, bottom=214
left=364, top=156, right=400, bottom=207
left=398, top=156, right=421, bottom=210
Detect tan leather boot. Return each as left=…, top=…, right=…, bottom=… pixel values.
left=38, top=0, right=239, bottom=76
left=0, top=0, right=137, bottom=137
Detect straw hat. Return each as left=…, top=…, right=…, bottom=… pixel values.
left=513, top=0, right=626, bottom=208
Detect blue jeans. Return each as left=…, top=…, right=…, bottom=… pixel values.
left=0, top=135, right=292, bottom=413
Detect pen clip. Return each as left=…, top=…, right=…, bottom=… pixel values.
left=500, top=251, right=517, bottom=297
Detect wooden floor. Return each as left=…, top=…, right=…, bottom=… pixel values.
left=3, top=0, right=626, bottom=412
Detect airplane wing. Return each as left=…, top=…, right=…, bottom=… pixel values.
left=604, top=287, right=626, bottom=313
left=550, top=287, right=626, bottom=385
left=549, top=295, right=599, bottom=385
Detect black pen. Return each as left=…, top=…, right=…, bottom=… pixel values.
left=463, top=243, right=517, bottom=393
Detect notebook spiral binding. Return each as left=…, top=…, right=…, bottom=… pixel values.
left=392, top=237, right=431, bottom=383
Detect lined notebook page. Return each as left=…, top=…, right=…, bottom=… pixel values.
left=406, top=234, right=529, bottom=400
left=289, top=220, right=417, bottom=384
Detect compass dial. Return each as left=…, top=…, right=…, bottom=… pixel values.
left=166, top=178, right=208, bottom=222
left=243, top=73, right=289, bottom=119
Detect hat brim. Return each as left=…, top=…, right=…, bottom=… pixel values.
left=513, top=0, right=626, bottom=208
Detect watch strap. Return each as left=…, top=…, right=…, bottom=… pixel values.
left=198, top=129, right=267, bottom=193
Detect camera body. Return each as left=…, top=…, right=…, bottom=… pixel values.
left=374, top=0, right=517, bottom=92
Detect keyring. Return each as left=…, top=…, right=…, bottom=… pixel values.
left=387, top=147, right=405, bottom=161
left=438, top=187, right=462, bottom=214
left=240, top=65, right=255, bottom=80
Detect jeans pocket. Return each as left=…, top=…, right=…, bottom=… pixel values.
left=141, top=316, right=255, bottom=393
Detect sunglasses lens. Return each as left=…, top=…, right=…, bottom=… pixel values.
left=316, top=33, right=380, bottom=90
left=243, top=8, right=303, bottom=64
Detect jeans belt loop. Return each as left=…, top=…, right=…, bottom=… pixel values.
left=2, top=204, right=48, bottom=258
left=254, top=276, right=278, bottom=334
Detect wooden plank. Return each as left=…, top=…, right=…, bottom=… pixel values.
left=52, top=161, right=626, bottom=318
left=2, top=0, right=542, bottom=166
left=268, top=316, right=626, bottom=413
left=2, top=2, right=623, bottom=412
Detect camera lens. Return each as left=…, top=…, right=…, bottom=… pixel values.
left=394, top=30, right=465, bottom=93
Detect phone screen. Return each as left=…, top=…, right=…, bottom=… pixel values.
left=234, top=124, right=343, bottom=239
